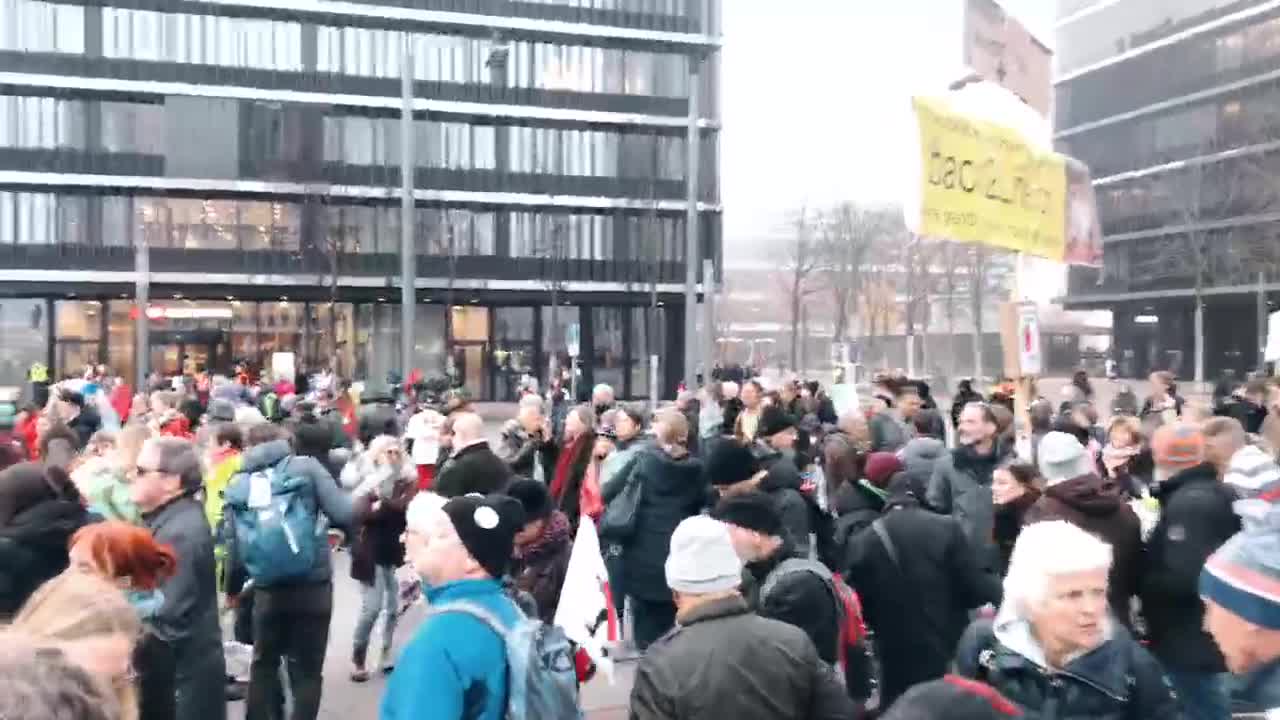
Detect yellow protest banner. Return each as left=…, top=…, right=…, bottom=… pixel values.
left=912, top=96, right=1066, bottom=261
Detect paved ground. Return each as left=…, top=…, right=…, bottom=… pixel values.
left=227, top=551, right=635, bottom=720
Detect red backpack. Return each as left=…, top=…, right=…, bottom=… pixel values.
left=759, top=559, right=867, bottom=673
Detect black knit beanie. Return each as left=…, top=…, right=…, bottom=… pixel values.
left=443, top=494, right=526, bottom=579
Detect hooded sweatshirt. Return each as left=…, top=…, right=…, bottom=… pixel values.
left=1024, top=473, right=1143, bottom=626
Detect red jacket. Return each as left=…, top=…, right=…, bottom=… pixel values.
left=159, top=414, right=193, bottom=440
left=110, top=384, right=132, bottom=423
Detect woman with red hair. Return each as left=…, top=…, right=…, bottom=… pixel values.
left=68, top=521, right=178, bottom=720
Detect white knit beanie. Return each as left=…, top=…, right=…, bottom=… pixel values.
left=664, top=516, right=742, bottom=595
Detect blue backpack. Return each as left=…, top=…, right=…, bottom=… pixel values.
left=223, top=457, right=323, bottom=587
left=431, top=601, right=583, bottom=720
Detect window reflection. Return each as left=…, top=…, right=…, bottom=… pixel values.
left=0, top=298, right=48, bottom=389
left=102, top=8, right=303, bottom=70
left=3, top=0, right=84, bottom=53
left=0, top=96, right=84, bottom=149
left=0, top=192, right=86, bottom=245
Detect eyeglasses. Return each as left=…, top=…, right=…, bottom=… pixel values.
left=133, top=465, right=163, bottom=476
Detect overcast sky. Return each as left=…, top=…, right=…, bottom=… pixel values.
left=719, top=0, right=1056, bottom=252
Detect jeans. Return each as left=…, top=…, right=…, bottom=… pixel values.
left=352, top=565, right=399, bottom=667
left=1166, top=669, right=1231, bottom=720
left=247, top=583, right=333, bottom=720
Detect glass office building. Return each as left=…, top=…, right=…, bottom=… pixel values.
left=1057, top=0, right=1280, bottom=379
left=0, top=0, right=721, bottom=399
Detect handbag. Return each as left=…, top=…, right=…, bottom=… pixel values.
left=599, top=469, right=642, bottom=540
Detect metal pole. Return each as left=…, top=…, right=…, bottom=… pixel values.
left=134, top=239, right=149, bottom=388
left=1258, top=270, right=1267, bottom=372
left=683, top=55, right=702, bottom=392
left=1194, top=296, right=1205, bottom=386
left=703, top=258, right=715, bottom=386
left=400, top=36, right=416, bottom=378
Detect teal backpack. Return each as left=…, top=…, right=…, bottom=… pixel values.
left=223, top=457, right=323, bottom=587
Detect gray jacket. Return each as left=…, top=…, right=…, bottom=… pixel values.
left=143, top=494, right=227, bottom=720
left=899, top=437, right=946, bottom=501
left=234, top=439, right=359, bottom=585
left=926, top=442, right=1009, bottom=573
left=629, top=595, right=855, bottom=720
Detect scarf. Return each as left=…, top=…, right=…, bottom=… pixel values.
left=126, top=589, right=165, bottom=621
left=550, top=434, right=589, bottom=502
left=1102, top=443, right=1139, bottom=473
left=514, top=511, right=571, bottom=564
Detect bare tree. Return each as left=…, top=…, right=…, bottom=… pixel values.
left=817, top=204, right=899, bottom=347
left=775, top=207, right=826, bottom=371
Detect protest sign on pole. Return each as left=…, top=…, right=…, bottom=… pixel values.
left=553, top=516, right=619, bottom=683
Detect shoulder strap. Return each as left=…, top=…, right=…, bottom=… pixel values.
left=871, top=518, right=901, bottom=570
left=427, top=600, right=512, bottom=642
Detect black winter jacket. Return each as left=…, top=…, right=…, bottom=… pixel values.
left=752, top=443, right=815, bottom=557
left=845, top=495, right=1002, bottom=709
left=954, top=618, right=1179, bottom=720
left=629, top=595, right=856, bottom=720
left=0, top=498, right=90, bottom=617
left=1140, top=462, right=1241, bottom=672
left=927, top=441, right=1011, bottom=573
left=741, top=539, right=840, bottom=665
left=831, top=480, right=885, bottom=551
left=434, top=441, right=513, bottom=498
left=621, top=447, right=706, bottom=603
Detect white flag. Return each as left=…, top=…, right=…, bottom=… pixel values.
left=553, top=516, right=619, bottom=683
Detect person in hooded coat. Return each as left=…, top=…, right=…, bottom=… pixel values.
left=0, top=462, right=92, bottom=617
left=846, top=470, right=1002, bottom=709
left=832, top=451, right=899, bottom=548
left=742, top=405, right=816, bottom=557
left=1024, top=432, right=1142, bottom=627
left=950, top=379, right=983, bottom=430
left=899, top=435, right=945, bottom=502
left=619, top=410, right=707, bottom=650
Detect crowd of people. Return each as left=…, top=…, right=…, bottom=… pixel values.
left=2, top=363, right=1280, bottom=719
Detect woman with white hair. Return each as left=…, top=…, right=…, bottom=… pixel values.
left=954, top=521, right=1178, bottom=718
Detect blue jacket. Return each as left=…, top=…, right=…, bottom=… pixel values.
left=380, top=578, right=522, bottom=720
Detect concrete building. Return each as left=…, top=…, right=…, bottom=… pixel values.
left=0, top=0, right=722, bottom=399
left=1057, top=0, right=1280, bottom=380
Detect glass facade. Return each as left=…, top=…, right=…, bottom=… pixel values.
left=1057, top=7, right=1280, bottom=129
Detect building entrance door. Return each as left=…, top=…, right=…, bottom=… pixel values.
left=150, top=329, right=226, bottom=376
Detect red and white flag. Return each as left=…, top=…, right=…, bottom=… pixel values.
left=553, top=516, right=620, bottom=682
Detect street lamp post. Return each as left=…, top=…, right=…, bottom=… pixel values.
left=400, top=36, right=416, bottom=379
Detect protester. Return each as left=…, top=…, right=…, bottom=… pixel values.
left=9, top=571, right=144, bottom=720
left=950, top=379, right=983, bottom=430
left=1200, top=502, right=1280, bottom=711
left=380, top=493, right=528, bottom=719
left=628, top=515, right=855, bottom=720
left=131, top=436, right=224, bottom=720
left=928, top=402, right=1009, bottom=573
left=289, top=400, right=347, bottom=478
left=1141, top=422, right=1242, bottom=720
left=1225, top=441, right=1280, bottom=504
left=68, top=521, right=180, bottom=720
left=506, top=479, right=572, bottom=623
left=0, top=636, right=126, bottom=720
left=39, top=420, right=80, bottom=468
left=1141, top=370, right=1184, bottom=433
left=56, top=388, right=102, bottom=449
left=991, top=461, right=1040, bottom=577
left=591, top=383, right=616, bottom=418
left=697, top=382, right=726, bottom=442
left=346, top=435, right=417, bottom=682
left=547, top=404, right=596, bottom=527
left=1024, top=431, right=1142, bottom=627
left=73, top=426, right=146, bottom=523
left=1203, top=416, right=1247, bottom=479
left=714, top=491, right=871, bottom=709
left=955, top=521, right=1178, bottom=718
left=1099, top=414, right=1152, bottom=498
left=734, top=379, right=765, bottom=442
left=846, top=470, right=1000, bottom=708
left=227, top=423, right=362, bottom=720
left=497, top=395, right=550, bottom=480
left=833, top=450, right=898, bottom=543
left=869, top=384, right=914, bottom=452
left=0, top=462, right=91, bottom=617
left=618, top=409, right=706, bottom=650
left=148, top=391, right=191, bottom=440
left=881, top=675, right=1025, bottom=720
left=1220, top=379, right=1269, bottom=434
left=434, top=412, right=512, bottom=498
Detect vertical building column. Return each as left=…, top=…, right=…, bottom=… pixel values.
left=84, top=5, right=104, bottom=247
left=681, top=54, right=702, bottom=391
left=488, top=47, right=511, bottom=259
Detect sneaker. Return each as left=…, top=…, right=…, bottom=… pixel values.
left=379, top=648, right=395, bottom=675
left=350, top=665, right=369, bottom=683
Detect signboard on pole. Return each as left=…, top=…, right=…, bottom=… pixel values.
left=566, top=322, right=580, bottom=358
left=962, top=0, right=1052, bottom=118
left=910, top=96, right=1066, bottom=261
left=1000, top=302, right=1042, bottom=377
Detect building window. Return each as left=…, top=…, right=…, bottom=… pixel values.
left=55, top=300, right=103, bottom=377
left=541, top=305, right=580, bottom=383
left=102, top=9, right=303, bottom=70
left=0, top=192, right=87, bottom=246
left=2, top=0, right=84, bottom=53
left=630, top=305, right=664, bottom=397
left=592, top=307, right=626, bottom=395
left=0, top=298, right=49, bottom=389
left=0, top=96, right=85, bottom=150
